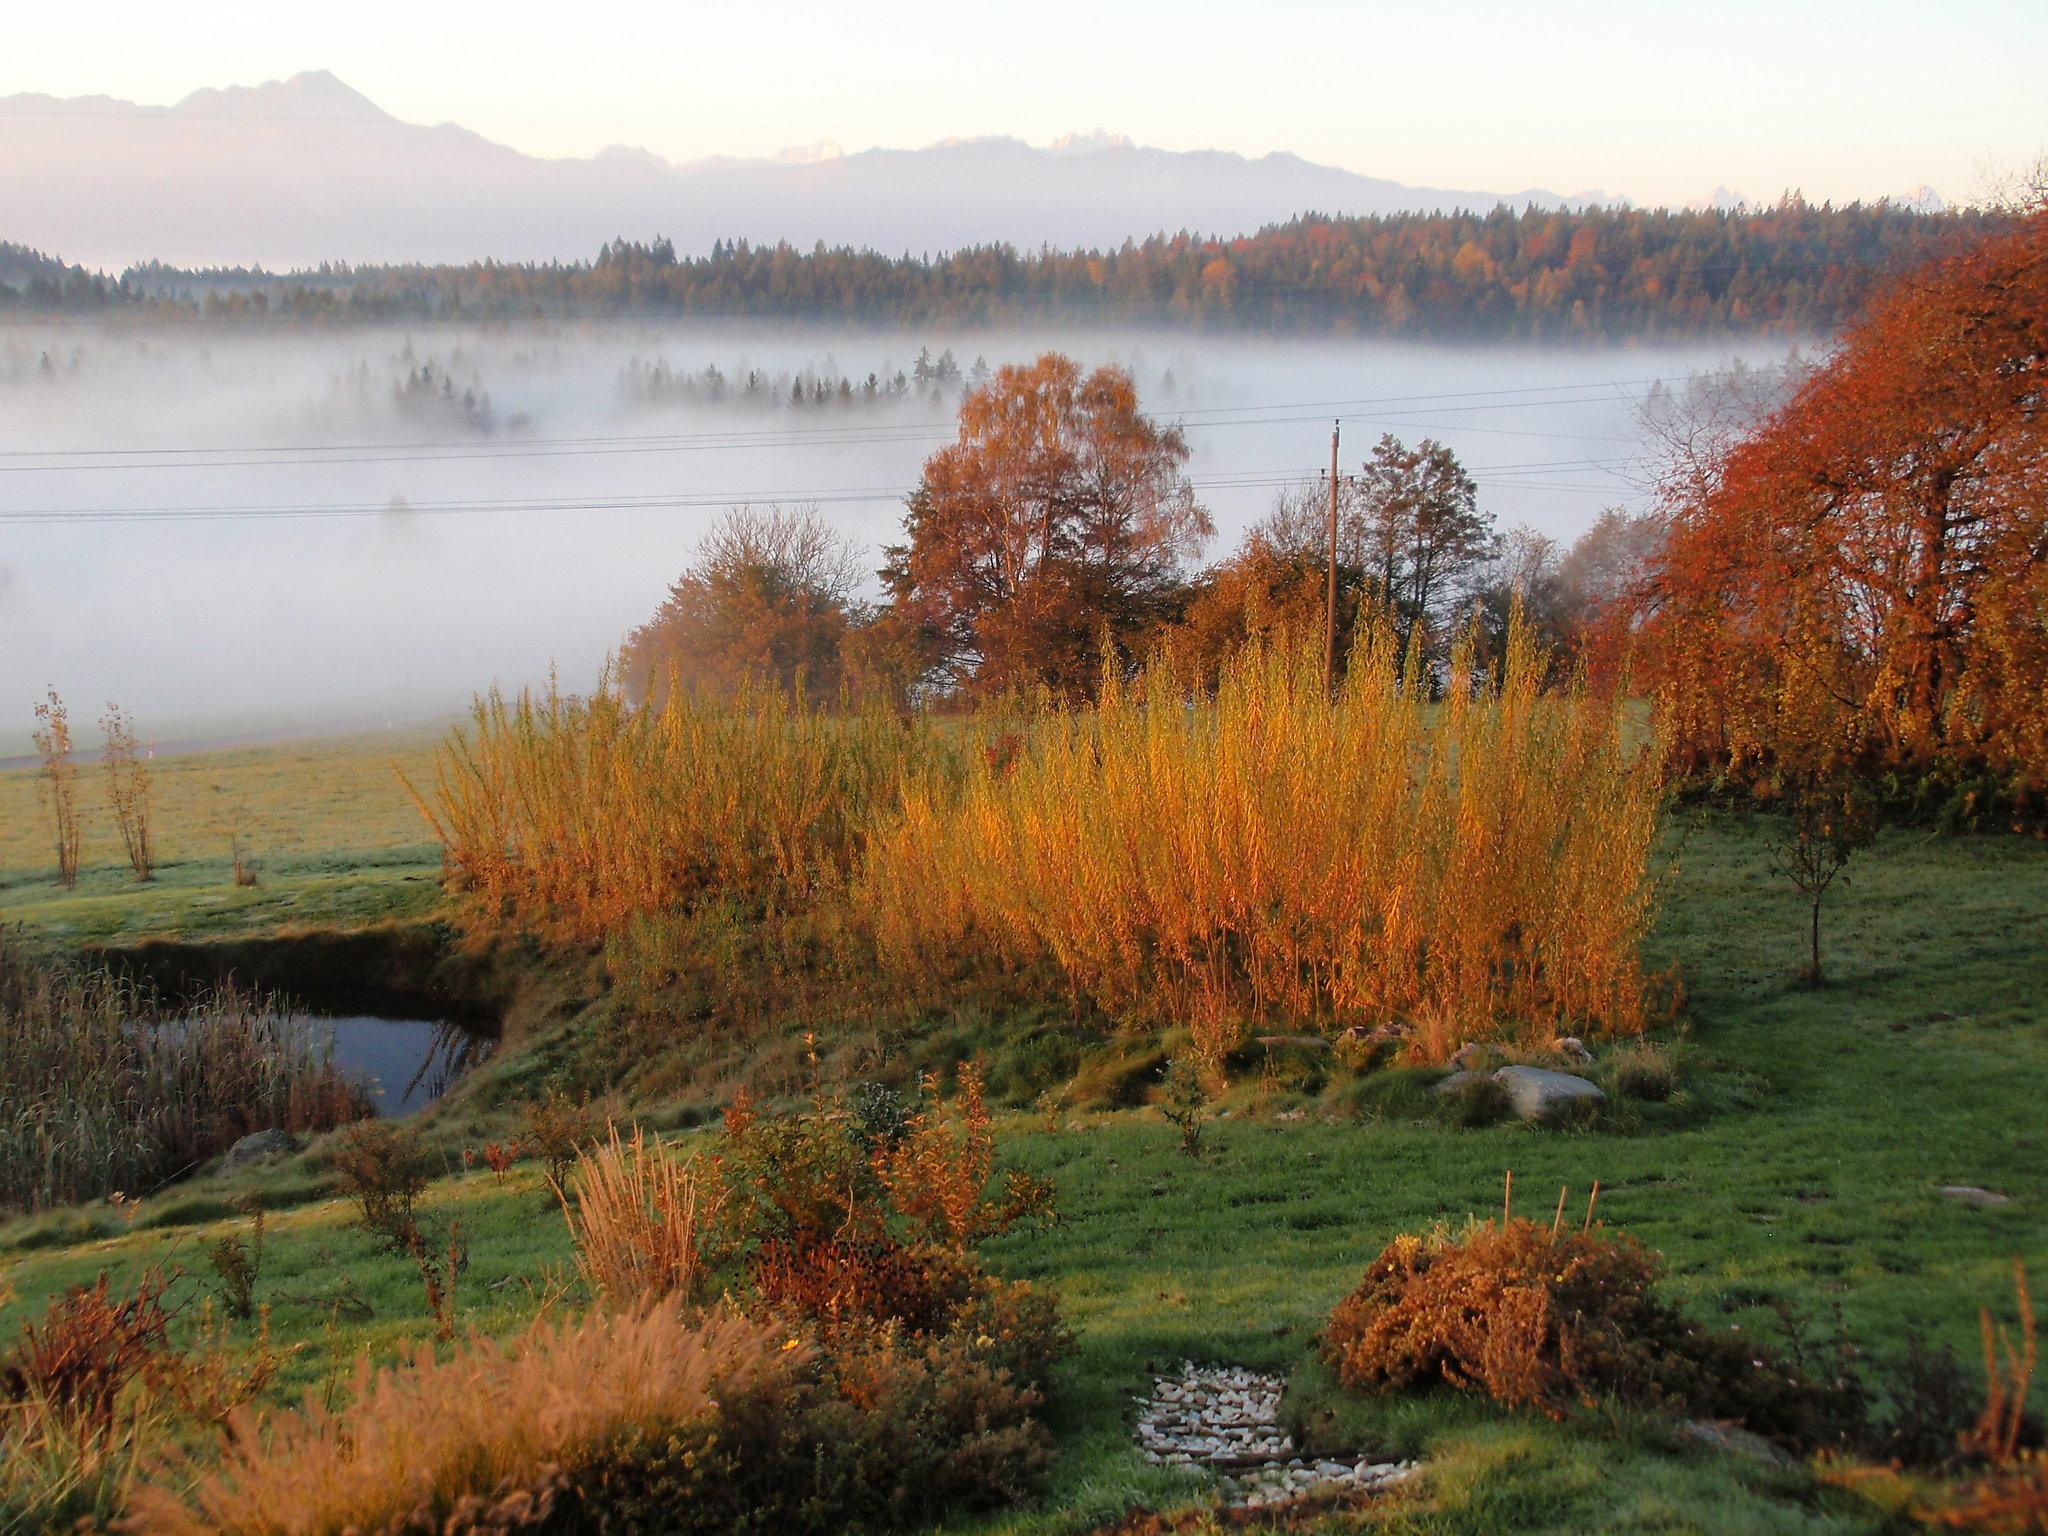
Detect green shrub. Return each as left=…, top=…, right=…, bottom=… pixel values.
left=1441, top=1073, right=1513, bottom=1128
left=1597, top=1040, right=1681, bottom=1103
left=327, top=1121, right=430, bottom=1253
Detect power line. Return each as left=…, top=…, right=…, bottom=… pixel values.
left=0, top=381, right=1661, bottom=477
left=0, top=374, right=1675, bottom=461
left=0, top=456, right=1631, bottom=526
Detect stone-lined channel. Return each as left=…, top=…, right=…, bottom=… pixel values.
left=1134, top=1363, right=1420, bottom=1509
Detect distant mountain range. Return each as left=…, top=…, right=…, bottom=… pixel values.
left=0, top=71, right=1607, bottom=269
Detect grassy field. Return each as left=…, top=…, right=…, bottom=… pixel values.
left=0, top=726, right=446, bottom=943
left=1, top=732, right=2045, bottom=1532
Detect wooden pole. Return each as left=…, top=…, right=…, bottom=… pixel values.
left=1324, top=420, right=1340, bottom=691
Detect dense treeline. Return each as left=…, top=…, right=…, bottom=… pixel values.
left=0, top=242, right=119, bottom=309
left=3, top=201, right=2000, bottom=337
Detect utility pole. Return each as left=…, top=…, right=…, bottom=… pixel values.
left=1324, top=419, right=1341, bottom=692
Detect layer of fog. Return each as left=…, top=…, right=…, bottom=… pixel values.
left=0, top=323, right=1800, bottom=753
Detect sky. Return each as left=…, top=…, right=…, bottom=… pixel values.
left=5, top=0, right=2044, bottom=209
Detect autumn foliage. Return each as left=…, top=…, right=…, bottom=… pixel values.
left=1637, top=206, right=2048, bottom=816
left=1324, top=1210, right=1867, bottom=1449
left=865, top=611, right=1664, bottom=1064
left=409, top=676, right=936, bottom=945
left=883, top=352, right=1211, bottom=698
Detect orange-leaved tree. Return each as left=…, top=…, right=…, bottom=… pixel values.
left=881, top=352, right=1211, bottom=699
left=621, top=503, right=867, bottom=705
left=1635, top=206, right=2047, bottom=810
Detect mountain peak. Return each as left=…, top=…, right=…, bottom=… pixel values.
left=1048, top=129, right=1134, bottom=157
left=173, top=70, right=391, bottom=122
left=773, top=140, right=845, bottom=166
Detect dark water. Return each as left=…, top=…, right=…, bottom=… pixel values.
left=314, top=1015, right=491, bottom=1118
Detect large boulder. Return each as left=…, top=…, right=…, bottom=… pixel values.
left=1492, top=1065, right=1605, bottom=1122
left=221, top=1127, right=300, bottom=1172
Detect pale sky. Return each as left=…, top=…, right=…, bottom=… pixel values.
left=5, top=0, right=2045, bottom=209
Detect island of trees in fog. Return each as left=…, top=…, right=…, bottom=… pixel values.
left=1, top=199, right=1999, bottom=339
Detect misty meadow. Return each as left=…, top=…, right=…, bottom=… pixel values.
left=2, top=31, right=2046, bottom=1536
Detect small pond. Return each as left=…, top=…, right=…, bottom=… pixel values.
left=313, top=1014, right=493, bottom=1118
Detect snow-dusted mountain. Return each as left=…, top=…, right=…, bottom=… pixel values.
left=0, top=71, right=1600, bottom=269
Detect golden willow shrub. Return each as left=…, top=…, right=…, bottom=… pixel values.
left=410, top=673, right=943, bottom=944
left=864, top=611, right=1665, bottom=1063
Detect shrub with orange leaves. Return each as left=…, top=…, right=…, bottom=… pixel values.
left=1919, top=1262, right=2047, bottom=1532
left=1325, top=1210, right=1867, bottom=1449
left=705, top=1066, right=1056, bottom=1332
left=866, top=608, right=1665, bottom=1066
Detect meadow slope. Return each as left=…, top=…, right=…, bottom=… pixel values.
left=1, top=733, right=2045, bottom=1534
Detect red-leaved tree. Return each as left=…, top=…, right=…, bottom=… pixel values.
left=1634, top=206, right=2047, bottom=811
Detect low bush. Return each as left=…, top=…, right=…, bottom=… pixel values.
left=1324, top=1211, right=1866, bottom=1451
left=1595, top=1039, right=1681, bottom=1103
left=328, top=1120, right=431, bottom=1253
left=1917, top=1263, right=2046, bottom=1531
left=1, top=1269, right=281, bottom=1536
left=1440, top=1073, right=1514, bottom=1128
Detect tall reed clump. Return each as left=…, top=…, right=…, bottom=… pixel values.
left=0, top=937, right=372, bottom=1211
left=865, top=608, right=1666, bottom=1065
left=410, top=672, right=945, bottom=945
left=125, top=1307, right=800, bottom=1536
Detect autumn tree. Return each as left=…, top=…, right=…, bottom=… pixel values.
left=100, top=703, right=154, bottom=882
left=31, top=687, right=81, bottom=887
left=620, top=504, right=866, bottom=704
left=1351, top=435, right=1499, bottom=673
left=882, top=352, right=1211, bottom=698
left=1158, top=504, right=1331, bottom=686
left=1636, top=205, right=2048, bottom=808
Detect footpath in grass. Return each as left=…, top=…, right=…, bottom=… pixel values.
left=1, top=816, right=2042, bottom=1532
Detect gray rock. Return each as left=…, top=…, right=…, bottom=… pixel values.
left=1433, top=1070, right=1487, bottom=1096
left=221, top=1128, right=299, bottom=1172
left=1678, top=1419, right=1795, bottom=1467
left=1552, top=1035, right=1593, bottom=1063
left=1939, top=1185, right=2012, bottom=1207
left=1492, top=1065, right=1605, bottom=1121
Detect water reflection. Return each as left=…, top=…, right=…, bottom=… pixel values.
left=313, top=1014, right=492, bottom=1117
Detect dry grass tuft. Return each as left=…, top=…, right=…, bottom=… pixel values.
left=125, top=1305, right=799, bottom=1536
left=553, top=1124, right=720, bottom=1305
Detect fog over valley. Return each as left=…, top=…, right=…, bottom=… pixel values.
left=0, top=321, right=1797, bottom=751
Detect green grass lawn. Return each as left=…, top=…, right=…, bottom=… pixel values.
left=0, top=725, right=446, bottom=943
left=2, top=785, right=2043, bottom=1533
